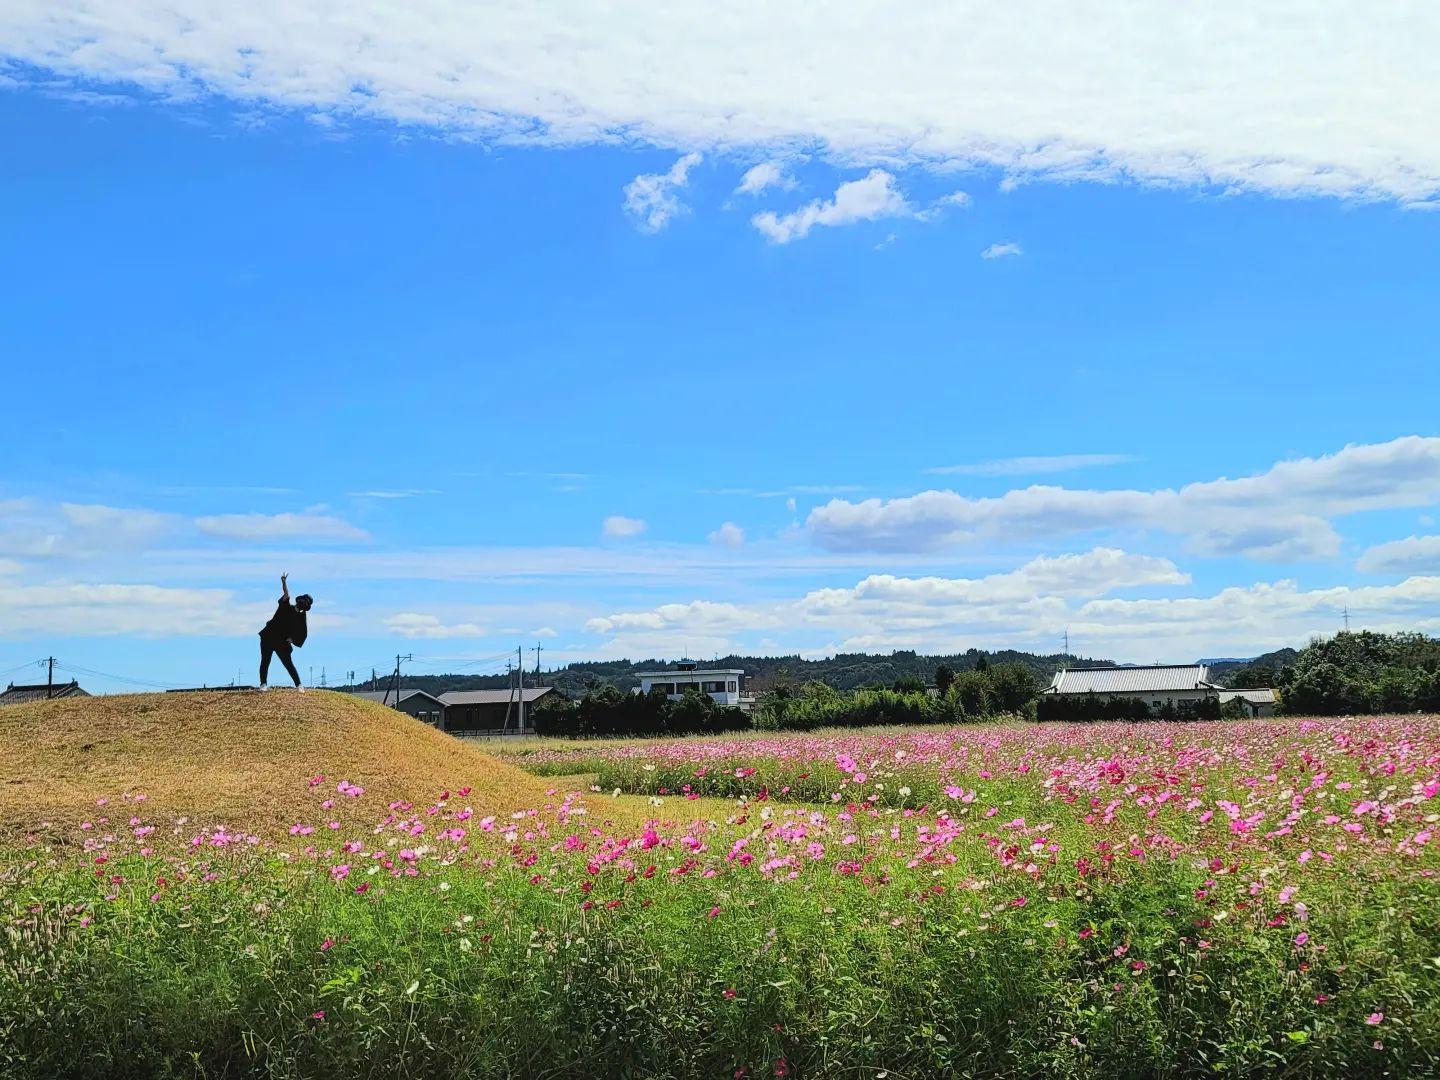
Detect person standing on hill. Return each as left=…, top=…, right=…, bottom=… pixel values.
left=258, top=572, right=312, bottom=692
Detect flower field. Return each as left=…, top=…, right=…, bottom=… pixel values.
left=4, top=716, right=1440, bottom=1078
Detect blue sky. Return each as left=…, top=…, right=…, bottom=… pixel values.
left=2, top=4, right=1440, bottom=692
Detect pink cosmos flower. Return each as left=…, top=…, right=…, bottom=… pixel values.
left=708, top=906, right=721, bottom=919
left=1293, top=932, right=1308, bottom=947
left=1366, top=1012, right=1384, bottom=1025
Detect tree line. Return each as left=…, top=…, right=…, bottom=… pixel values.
left=1276, top=631, right=1440, bottom=715
left=531, top=659, right=1041, bottom=737
left=513, top=631, right=1440, bottom=737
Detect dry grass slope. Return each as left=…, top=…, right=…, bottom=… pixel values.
left=0, top=690, right=575, bottom=837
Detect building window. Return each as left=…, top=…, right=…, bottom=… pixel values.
left=650, top=683, right=675, bottom=696
left=727, top=681, right=737, bottom=693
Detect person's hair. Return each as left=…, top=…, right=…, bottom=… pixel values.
left=296, top=594, right=314, bottom=611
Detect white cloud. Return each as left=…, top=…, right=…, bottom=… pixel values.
left=1357, top=535, right=1440, bottom=575
left=734, top=161, right=796, bottom=197
left=793, top=549, right=1187, bottom=623
left=6, top=3, right=1438, bottom=204
left=384, top=612, right=485, bottom=639
left=195, top=511, right=370, bottom=543
left=0, top=582, right=261, bottom=638
left=708, top=521, right=746, bottom=548
left=601, top=514, right=647, bottom=539
left=623, top=152, right=701, bottom=232
left=578, top=546, right=1440, bottom=662
left=808, top=436, right=1440, bottom=560
left=752, top=170, right=911, bottom=244
left=981, top=242, right=1023, bottom=259
left=529, top=626, right=558, bottom=638
left=926, top=454, right=1136, bottom=477
left=587, top=599, right=762, bottom=636
left=0, top=500, right=177, bottom=559
left=349, top=489, right=441, bottom=499
left=1071, top=577, right=1440, bottom=656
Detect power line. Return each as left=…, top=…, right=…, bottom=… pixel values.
left=52, top=661, right=180, bottom=691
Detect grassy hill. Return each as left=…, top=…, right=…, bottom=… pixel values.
left=0, top=689, right=581, bottom=838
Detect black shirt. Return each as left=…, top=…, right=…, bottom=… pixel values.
left=260, top=597, right=308, bottom=647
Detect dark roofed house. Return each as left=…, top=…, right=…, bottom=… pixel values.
left=347, top=689, right=447, bottom=728
left=438, top=688, right=555, bottom=735
left=0, top=680, right=90, bottom=706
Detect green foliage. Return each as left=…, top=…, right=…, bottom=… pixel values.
left=948, top=669, right=993, bottom=717
left=346, top=648, right=1096, bottom=698
left=1036, top=693, right=1221, bottom=723
left=752, top=662, right=1043, bottom=731
left=532, top=687, right=748, bottom=738
left=934, top=663, right=956, bottom=695
left=1279, top=632, right=1440, bottom=715
left=1213, top=648, right=1299, bottom=689
left=756, top=687, right=952, bottom=731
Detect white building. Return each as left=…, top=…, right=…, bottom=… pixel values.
left=1042, top=664, right=1220, bottom=712
left=1217, top=688, right=1278, bottom=717
left=635, top=661, right=745, bottom=708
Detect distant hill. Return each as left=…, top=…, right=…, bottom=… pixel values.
left=1207, top=648, right=1300, bottom=687
left=340, top=648, right=1113, bottom=698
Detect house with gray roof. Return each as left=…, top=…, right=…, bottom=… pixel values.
left=347, top=688, right=447, bottom=728
left=438, top=688, right=555, bottom=734
left=0, top=680, right=90, bottom=706
left=1041, top=664, right=1223, bottom=719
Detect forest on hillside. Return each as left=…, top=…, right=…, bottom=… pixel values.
left=340, top=648, right=1105, bottom=697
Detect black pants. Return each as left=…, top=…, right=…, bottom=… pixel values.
left=260, top=637, right=301, bottom=686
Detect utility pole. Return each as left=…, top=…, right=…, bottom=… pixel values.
left=517, top=645, right=526, bottom=734
left=45, top=656, right=55, bottom=699
left=532, top=642, right=543, bottom=683
left=321, top=667, right=327, bottom=688
left=1063, top=629, right=1069, bottom=657
left=501, top=662, right=514, bottom=733
left=387, top=654, right=412, bottom=707
left=1343, top=606, right=1351, bottom=632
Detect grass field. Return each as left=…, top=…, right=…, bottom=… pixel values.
left=3, top=699, right=1439, bottom=1077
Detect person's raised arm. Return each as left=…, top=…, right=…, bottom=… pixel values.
left=281, top=572, right=291, bottom=603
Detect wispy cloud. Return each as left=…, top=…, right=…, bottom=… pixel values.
left=752, top=170, right=911, bottom=244
left=601, top=514, right=647, bottom=539
left=734, top=161, right=796, bottom=197
left=384, top=612, right=485, bottom=639
left=708, top=521, right=746, bottom=548
left=349, top=489, right=441, bottom=499
left=981, top=242, right=1023, bottom=259
left=623, top=152, right=702, bottom=233
left=926, top=454, right=1136, bottom=477
left=810, top=436, right=1440, bottom=561
left=195, top=510, right=370, bottom=543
